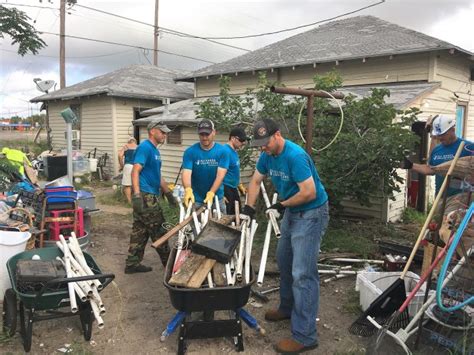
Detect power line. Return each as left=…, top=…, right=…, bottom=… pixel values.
left=185, top=0, right=386, bottom=39
left=74, top=3, right=251, bottom=52
left=39, top=31, right=216, bottom=64
left=0, top=47, right=135, bottom=58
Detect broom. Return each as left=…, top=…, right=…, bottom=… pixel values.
left=349, top=141, right=466, bottom=336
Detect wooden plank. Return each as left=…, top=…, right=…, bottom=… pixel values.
left=168, top=253, right=206, bottom=287
left=186, top=258, right=216, bottom=289
left=212, top=263, right=227, bottom=286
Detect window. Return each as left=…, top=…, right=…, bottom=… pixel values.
left=70, top=104, right=81, bottom=130
left=455, top=103, right=467, bottom=138
left=167, top=126, right=182, bottom=145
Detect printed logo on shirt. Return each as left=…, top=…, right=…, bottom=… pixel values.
left=195, top=159, right=218, bottom=167
left=269, top=169, right=289, bottom=181
left=432, top=154, right=454, bottom=162
left=155, top=154, right=161, bottom=161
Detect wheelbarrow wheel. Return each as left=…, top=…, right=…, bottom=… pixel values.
left=79, top=302, right=93, bottom=341
left=19, top=301, right=33, bottom=352
left=2, top=288, right=17, bottom=336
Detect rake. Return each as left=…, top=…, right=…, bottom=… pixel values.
left=349, top=141, right=465, bottom=336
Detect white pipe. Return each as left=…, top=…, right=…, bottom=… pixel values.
left=215, top=195, right=222, bottom=220
left=90, top=300, right=104, bottom=329
left=174, top=205, right=192, bottom=268
left=245, top=220, right=257, bottom=284
left=318, top=269, right=357, bottom=275
left=225, top=263, right=233, bottom=286
left=91, top=286, right=104, bottom=310
left=57, top=243, right=95, bottom=290
left=235, top=221, right=247, bottom=281
left=329, top=258, right=385, bottom=264
left=323, top=274, right=350, bottom=283
left=68, top=234, right=102, bottom=290
left=207, top=273, right=214, bottom=288
left=192, top=211, right=201, bottom=235
left=235, top=200, right=240, bottom=227
left=260, top=182, right=281, bottom=237
left=257, top=221, right=273, bottom=286
left=59, top=237, right=78, bottom=313
left=56, top=256, right=88, bottom=302
left=212, top=208, right=217, bottom=219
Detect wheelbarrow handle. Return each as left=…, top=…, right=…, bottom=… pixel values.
left=34, top=273, right=116, bottom=301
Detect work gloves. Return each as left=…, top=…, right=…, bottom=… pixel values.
left=132, top=194, right=143, bottom=214
left=240, top=205, right=256, bottom=221
left=203, top=191, right=215, bottom=204
left=238, top=183, right=247, bottom=195
left=183, top=187, right=195, bottom=208
left=164, top=191, right=177, bottom=207
left=167, top=183, right=176, bottom=192
left=266, top=202, right=285, bottom=219
left=400, top=157, right=413, bottom=169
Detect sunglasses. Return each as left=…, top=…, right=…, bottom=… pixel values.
left=234, top=137, right=247, bottom=143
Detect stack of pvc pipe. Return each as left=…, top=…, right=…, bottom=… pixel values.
left=56, top=233, right=105, bottom=329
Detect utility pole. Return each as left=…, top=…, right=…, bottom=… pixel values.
left=60, top=0, right=66, bottom=88
left=153, top=0, right=159, bottom=66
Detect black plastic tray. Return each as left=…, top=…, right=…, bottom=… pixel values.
left=164, top=248, right=254, bottom=312
left=191, top=220, right=241, bottom=263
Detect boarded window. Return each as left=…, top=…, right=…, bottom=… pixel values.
left=167, top=126, right=182, bottom=145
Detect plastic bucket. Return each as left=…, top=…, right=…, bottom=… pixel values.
left=89, top=158, right=98, bottom=172
left=0, top=231, right=31, bottom=298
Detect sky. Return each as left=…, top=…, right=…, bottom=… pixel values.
left=1, top=0, right=473, bottom=118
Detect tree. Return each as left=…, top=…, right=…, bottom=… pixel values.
left=196, top=71, right=420, bottom=208
left=0, top=5, right=46, bottom=56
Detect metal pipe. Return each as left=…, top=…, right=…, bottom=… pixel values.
left=270, top=86, right=344, bottom=99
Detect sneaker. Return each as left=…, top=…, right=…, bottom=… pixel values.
left=264, top=309, right=291, bottom=322
left=124, top=264, right=153, bottom=274
left=275, top=338, right=318, bottom=354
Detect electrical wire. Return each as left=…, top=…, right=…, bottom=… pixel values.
left=297, top=90, right=345, bottom=152
left=38, top=31, right=216, bottom=64
left=0, top=47, right=134, bottom=59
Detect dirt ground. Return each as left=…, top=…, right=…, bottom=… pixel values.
left=2, top=189, right=370, bottom=354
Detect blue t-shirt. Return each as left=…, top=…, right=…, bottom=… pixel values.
left=133, top=140, right=162, bottom=195
left=182, top=142, right=230, bottom=203
left=256, top=140, right=328, bottom=212
left=223, top=144, right=240, bottom=189
left=124, top=149, right=135, bottom=165
left=429, top=138, right=473, bottom=196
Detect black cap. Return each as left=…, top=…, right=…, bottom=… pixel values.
left=229, top=127, right=248, bottom=142
left=197, top=119, right=215, bottom=134
left=251, top=119, right=279, bottom=147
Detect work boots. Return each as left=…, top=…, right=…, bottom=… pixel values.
left=264, top=309, right=291, bottom=322
left=124, top=264, right=153, bottom=274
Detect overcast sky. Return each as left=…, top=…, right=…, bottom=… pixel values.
left=1, top=0, right=473, bottom=118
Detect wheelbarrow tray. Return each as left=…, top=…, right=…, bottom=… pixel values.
left=164, top=248, right=254, bottom=312
left=6, top=247, right=107, bottom=310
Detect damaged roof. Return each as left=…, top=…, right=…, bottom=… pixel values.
left=31, top=65, right=194, bottom=102
left=176, top=15, right=473, bottom=81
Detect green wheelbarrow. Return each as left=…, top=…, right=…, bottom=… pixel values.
left=2, top=247, right=114, bottom=352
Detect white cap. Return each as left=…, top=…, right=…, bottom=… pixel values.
left=431, top=115, right=455, bottom=136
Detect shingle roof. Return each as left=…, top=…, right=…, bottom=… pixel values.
left=31, top=65, right=194, bottom=102
left=176, top=15, right=473, bottom=81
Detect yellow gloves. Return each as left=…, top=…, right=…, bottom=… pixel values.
left=203, top=191, right=215, bottom=204
left=238, top=183, right=247, bottom=195
left=167, top=183, right=176, bottom=192
left=184, top=187, right=195, bottom=207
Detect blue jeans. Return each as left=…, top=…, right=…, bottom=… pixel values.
left=276, top=202, right=329, bottom=346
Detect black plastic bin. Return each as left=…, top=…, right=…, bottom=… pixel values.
left=43, top=156, right=68, bottom=181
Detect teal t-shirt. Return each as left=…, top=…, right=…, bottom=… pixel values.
left=256, top=140, right=328, bottom=212
left=124, top=149, right=135, bottom=165
left=133, top=139, right=162, bottom=195
left=182, top=142, right=230, bottom=203
left=429, top=138, right=473, bottom=196
left=223, top=144, right=240, bottom=189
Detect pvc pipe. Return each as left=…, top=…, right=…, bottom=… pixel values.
left=192, top=211, right=201, bottom=235
left=59, top=238, right=78, bottom=313
left=225, top=263, right=234, bottom=286
left=235, top=200, right=240, bottom=227
left=245, top=220, right=257, bottom=284
left=90, top=300, right=104, bottom=329
left=174, top=205, right=192, bottom=267
left=68, top=234, right=103, bottom=290
left=329, top=258, right=385, bottom=264
left=56, top=256, right=88, bottom=302
left=260, top=182, right=281, bottom=237
left=236, top=221, right=247, bottom=281
left=318, top=269, right=357, bottom=275
left=257, top=220, right=273, bottom=286
left=207, top=273, right=214, bottom=288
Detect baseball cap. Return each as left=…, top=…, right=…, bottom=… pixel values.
left=229, top=127, right=248, bottom=142
left=250, top=119, right=280, bottom=147
left=147, top=120, right=171, bottom=133
left=197, top=119, right=215, bottom=134
left=431, top=115, right=455, bottom=136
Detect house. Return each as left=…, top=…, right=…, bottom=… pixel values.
left=171, top=15, right=473, bottom=222
left=30, top=65, right=194, bottom=175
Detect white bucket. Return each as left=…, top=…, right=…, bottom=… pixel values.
left=89, top=158, right=98, bottom=172
left=0, top=231, right=31, bottom=298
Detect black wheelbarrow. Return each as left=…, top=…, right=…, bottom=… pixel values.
left=162, top=247, right=263, bottom=354
left=2, top=247, right=115, bottom=352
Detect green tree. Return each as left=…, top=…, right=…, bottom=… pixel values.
left=0, top=5, right=46, bottom=56
left=196, top=71, right=419, bottom=208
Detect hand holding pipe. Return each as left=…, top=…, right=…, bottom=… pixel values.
left=260, top=182, right=281, bottom=237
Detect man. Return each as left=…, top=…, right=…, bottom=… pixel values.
left=182, top=119, right=229, bottom=212
left=118, top=137, right=137, bottom=203
left=125, top=121, right=176, bottom=274
left=242, top=118, right=329, bottom=354
left=223, top=127, right=248, bottom=215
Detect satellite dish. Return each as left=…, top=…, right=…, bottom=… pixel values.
left=34, top=79, right=55, bottom=93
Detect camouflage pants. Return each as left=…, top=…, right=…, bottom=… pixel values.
left=126, top=193, right=170, bottom=267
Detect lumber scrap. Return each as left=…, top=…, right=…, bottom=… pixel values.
left=212, top=262, right=227, bottom=286
left=186, top=258, right=216, bottom=289
left=168, top=253, right=206, bottom=287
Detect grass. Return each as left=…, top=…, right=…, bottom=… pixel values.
left=401, top=207, right=426, bottom=226
left=1, top=138, right=50, bottom=157
left=341, top=288, right=362, bottom=315
left=96, top=187, right=130, bottom=207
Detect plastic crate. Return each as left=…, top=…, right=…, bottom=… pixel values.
left=48, top=207, right=84, bottom=240
left=45, top=186, right=77, bottom=203
left=355, top=271, right=435, bottom=318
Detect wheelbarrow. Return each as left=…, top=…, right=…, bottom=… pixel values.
left=2, top=247, right=114, bottom=352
